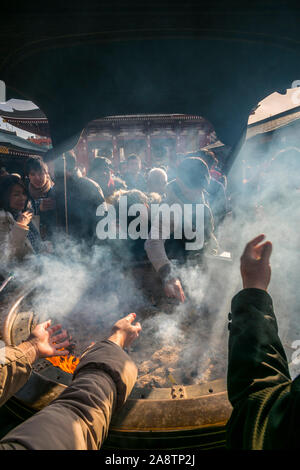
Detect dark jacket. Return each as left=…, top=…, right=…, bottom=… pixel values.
left=227, top=288, right=298, bottom=450
left=145, top=179, right=218, bottom=281
left=27, top=184, right=56, bottom=240
left=205, top=178, right=228, bottom=228
left=124, top=172, right=147, bottom=192
left=55, top=173, right=106, bottom=245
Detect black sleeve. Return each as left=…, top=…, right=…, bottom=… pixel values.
left=228, top=289, right=290, bottom=406
left=226, top=288, right=298, bottom=449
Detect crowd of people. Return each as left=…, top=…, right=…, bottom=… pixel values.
left=0, top=146, right=299, bottom=450
left=0, top=148, right=229, bottom=299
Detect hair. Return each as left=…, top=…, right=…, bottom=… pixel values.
left=25, top=156, right=49, bottom=176
left=89, top=157, right=112, bottom=174
left=107, top=188, right=150, bottom=222
left=147, top=168, right=168, bottom=194
left=147, top=192, right=162, bottom=204
left=186, top=150, right=218, bottom=169
left=0, top=175, right=29, bottom=212
left=127, top=154, right=141, bottom=163
left=54, top=150, right=77, bottom=177
left=158, top=165, right=168, bottom=172
left=148, top=167, right=168, bottom=181
left=108, top=188, right=148, bottom=206
left=177, top=157, right=210, bottom=190
left=113, top=176, right=127, bottom=190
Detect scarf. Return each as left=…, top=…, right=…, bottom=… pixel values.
left=29, top=176, right=53, bottom=199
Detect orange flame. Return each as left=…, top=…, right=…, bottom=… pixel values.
left=45, top=342, right=95, bottom=374
left=46, top=354, right=80, bottom=374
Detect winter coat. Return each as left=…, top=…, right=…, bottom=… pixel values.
left=55, top=174, right=106, bottom=245
left=144, top=179, right=218, bottom=281
left=0, top=343, right=36, bottom=408
left=227, top=288, right=299, bottom=449
left=0, top=340, right=137, bottom=450
left=0, top=209, right=40, bottom=264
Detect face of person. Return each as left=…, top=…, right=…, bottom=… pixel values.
left=29, top=169, right=48, bottom=189
left=9, top=184, right=27, bottom=211
left=127, top=159, right=141, bottom=176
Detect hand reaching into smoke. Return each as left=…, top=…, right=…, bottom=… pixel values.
left=27, top=320, right=71, bottom=360
left=240, top=234, right=272, bottom=291
left=108, top=313, right=142, bottom=349
left=16, top=210, right=33, bottom=227
left=164, top=278, right=185, bottom=303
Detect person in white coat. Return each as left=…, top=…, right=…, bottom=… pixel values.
left=0, top=174, right=42, bottom=265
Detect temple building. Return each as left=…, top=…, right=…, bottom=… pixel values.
left=0, top=128, right=47, bottom=175
left=0, top=108, right=220, bottom=171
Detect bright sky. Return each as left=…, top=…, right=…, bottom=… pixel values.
left=0, top=91, right=299, bottom=139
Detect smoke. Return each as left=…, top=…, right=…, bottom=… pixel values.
left=7, top=234, right=150, bottom=350
left=140, top=124, right=300, bottom=383
left=227, top=127, right=300, bottom=351
left=4, top=123, right=300, bottom=385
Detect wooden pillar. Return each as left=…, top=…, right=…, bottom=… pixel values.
left=75, top=130, right=89, bottom=172
left=112, top=132, right=119, bottom=169
left=146, top=133, right=152, bottom=167
left=145, top=121, right=152, bottom=167
left=175, top=121, right=184, bottom=154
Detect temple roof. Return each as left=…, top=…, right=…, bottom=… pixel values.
left=246, top=105, right=300, bottom=140
left=0, top=108, right=47, bottom=120
left=0, top=128, right=47, bottom=156
left=0, top=110, right=211, bottom=138
left=0, top=108, right=50, bottom=137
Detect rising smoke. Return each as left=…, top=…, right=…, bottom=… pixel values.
left=2, top=120, right=300, bottom=385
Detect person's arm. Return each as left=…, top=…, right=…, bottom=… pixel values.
left=144, top=232, right=185, bottom=301
left=228, top=288, right=291, bottom=407
left=227, top=235, right=295, bottom=449
left=203, top=203, right=218, bottom=253
left=0, top=314, right=141, bottom=450
left=0, top=343, right=36, bottom=408
left=9, top=211, right=35, bottom=259
left=0, top=321, right=70, bottom=407
left=145, top=186, right=185, bottom=302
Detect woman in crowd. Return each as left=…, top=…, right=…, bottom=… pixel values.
left=0, top=174, right=42, bottom=264
left=24, top=156, right=56, bottom=240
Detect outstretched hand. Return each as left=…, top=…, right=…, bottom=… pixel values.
left=240, top=234, right=272, bottom=291
left=108, top=313, right=142, bottom=349
left=164, top=278, right=185, bottom=303
left=28, top=320, right=71, bottom=359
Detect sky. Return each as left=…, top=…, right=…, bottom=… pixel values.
left=0, top=90, right=298, bottom=140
